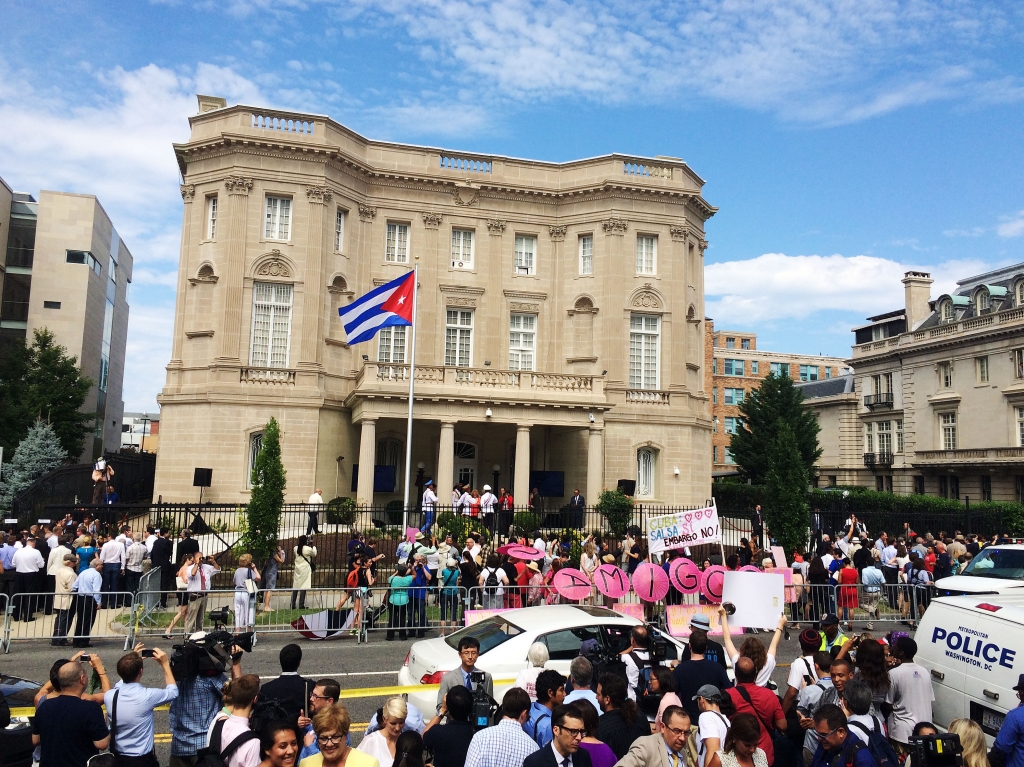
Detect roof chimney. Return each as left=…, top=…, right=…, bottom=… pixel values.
left=902, top=271, right=933, bottom=331
left=196, top=95, right=227, bottom=114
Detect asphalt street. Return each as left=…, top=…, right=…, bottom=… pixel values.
left=0, top=622, right=915, bottom=764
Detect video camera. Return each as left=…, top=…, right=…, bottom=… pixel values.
left=470, top=671, right=497, bottom=730
left=168, top=629, right=255, bottom=681
left=909, top=734, right=963, bottom=767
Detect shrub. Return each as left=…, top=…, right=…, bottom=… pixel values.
left=326, top=496, right=357, bottom=526
left=243, top=418, right=285, bottom=564
left=513, top=512, right=541, bottom=535
left=437, top=512, right=491, bottom=545
left=596, top=489, right=634, bottom=537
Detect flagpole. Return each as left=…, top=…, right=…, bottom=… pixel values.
left=402, top=265, right=418, bottom=532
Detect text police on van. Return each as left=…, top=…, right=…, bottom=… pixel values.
left=931, top=626, right=1017, bottom=671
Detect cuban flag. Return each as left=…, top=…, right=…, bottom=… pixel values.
left=339, top=271, right=415, bottom=345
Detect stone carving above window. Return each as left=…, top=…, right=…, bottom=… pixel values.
left=189, top=262, right=219, bottom=286
left=602, top=217, right=628, bottom=234
left=446, top=297, right=477, bottom=307
left=569, top=296, right=598, bottom=315
left=630, top=284, right=663, bottom=309
left=251, top=250, right=295, bottom=279
left=452, top=187, right=480, bottom=207
left=549, top=225, right=567, bottom=241
left=509, top=302, right=539, bottom=313
left=306, top=185, right=333, bottom=205
left=180, top=184, right=196, bottom=201
left=422, top=212, right=443, bottom=229
left=669, top=225, right=688, bottom=241
left=224, top=176, right=254, bottom=195
left=486, top=219, right=507, bottom=234
left=358, top=203, right=377, bottom=222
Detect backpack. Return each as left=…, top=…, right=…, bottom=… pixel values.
left=484, top=568, right=500, bottom=595
left=195, top=717, right=260, bottom=767
left=526, top=709, right=552, bottom=746
left=249, top=696, right=292, bottom=737
left=629, top=651, right=656, bottom=705
left=346, top=568, right=360, bottom=589
left=849, top=719, right=899, bottom=767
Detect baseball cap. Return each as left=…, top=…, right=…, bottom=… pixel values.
left=692, top=684, right=722, bottom=701
left=689, top=614, right=712, bottom=632
left=820, top=613, right=840, bottom=626
left=580, top=639, right=601, bottom=657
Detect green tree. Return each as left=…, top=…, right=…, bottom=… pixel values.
left=0, top=420, right=69, bottom=510
left=729, top=372, right=821, bottom=483
left=0, top=329, right=93, bottom=460
left=596, top=489, right=634, bottom=537
left=762, top=421, right=810, bottom=555
left=243, top=418, right=286, bottom=564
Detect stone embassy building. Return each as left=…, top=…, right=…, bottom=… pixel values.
left=154, top=96, right=716, bottom=507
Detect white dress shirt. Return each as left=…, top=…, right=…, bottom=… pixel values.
left=145, top=534, right=157, bottom=553
left=479, top=492, right=497, bottom=513
left=422, top=488, right=438, bottom=511
left=308, top=492, right=324, bottom=504
left=47, top=544, right=72, bottom=576
left=12, top=546, right=45, bottom=573
left=100, top=539, right=126, bottom=567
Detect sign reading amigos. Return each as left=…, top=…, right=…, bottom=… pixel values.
left=648, top=503, right=721, bottom=555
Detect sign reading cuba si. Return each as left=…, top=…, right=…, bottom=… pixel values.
left=648, top=503, right=721, bottom=555
left=931, top=626, right=1017, bottom=671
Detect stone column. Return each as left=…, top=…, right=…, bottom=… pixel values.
left=437, top=422, right=455, bottom=504
left=169, top=184, right=195, bottom=369
left=356, top=419, right=377, bottom=507
left=587, top=427, right=604, bottom=505
left=299, top=186, right=331, bottom=368
left=218, top=176, right=253, bottom=362
left=514, top=425, right=531, bottom=510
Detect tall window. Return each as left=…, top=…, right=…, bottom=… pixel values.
left=247, top=431, right=264, bottom=487
left=877, top=421, right=892, bottom=455
left=800, top=365, right=819, bottom=381
left=751, top=360, right=759, bottom=374
left=725, top=337, right=735, bottom=349
left=825, top=367, right=832, bottom=379
left=712, top=446, right=717, bottom=463
left=770, top=362, right=788, bottom=377
left=724, top=359, right=744, bottom=376
left=941, top=412, right=957, bottom=450
left=335, top=208, right=346, bottom=252
left=1018, top=282, right=1024, bottom=307
left=377, top=326, right=407, bottom=363
left=445, top=310, right=473, bottom=367
left=864, top=422, right=874, bottom=453
left=873, top=373, right=893, bottom=394
left=977, top=356, right=990, bottom=383
left=724, top=448, right=735, bottom=465
left=386, top=223, right=410, bottom=263
left=629, top=314, right=660, bottom=389
left=712, top=388, right=717, bottom=404
left=579, top=235, right=593, bottom=275
left=514, top=235, right=536, bottom=275
left=508, top=313, right=536, bottom=371
left=635, top=235, right=656, bottom=275
left=1017, top=408, right=1024, bottom=447
left=264, top=196, right=291, bottom=240
left=941, top=300, right=954, bottom=322
left=940, top=362, right=953, bottom=389
left=978, top=290, right=990, bottom=311
left=741, top=339, right=751, bottom=350
left=724, top=417, right=744, bottom=435
left=451, top=229, right=474, bottom=268
left=896, top=420, right=904, bottom=453
left=636, top=448, right=655, bottom=498
left=206, top=196, right=218, bottom=240
left=724, top=388, right=745, bottom=405
left=1016, top=350, right=1024, bottom=379
left=712, top=358, right=717, bottom=374
left=250, top=282, right=293, bottom=367
left=376, top=438, right=403, bottom=493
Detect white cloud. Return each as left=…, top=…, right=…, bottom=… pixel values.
left=705, top=253, right=994, bottom=325
left=943, top=226, right=987, bottom=237
left=998, top=210, right=1024, bottom=238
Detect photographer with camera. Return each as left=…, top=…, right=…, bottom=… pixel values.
left=436, top=637, right=493, bottom=713
left=181, top=551, right=220, bottom=634
left=168, top=632, right=243, bottom=767
left=102, top=646, right=178, bottom=767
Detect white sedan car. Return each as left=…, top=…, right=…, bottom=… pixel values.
left=935, top=545, right=1024, bottom=596
left=397, top=604, right=688, bottom=720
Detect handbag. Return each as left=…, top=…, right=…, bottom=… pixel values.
left=244, top=567, right=258, bottom=595
left=298, top=551, right=316, bottom=573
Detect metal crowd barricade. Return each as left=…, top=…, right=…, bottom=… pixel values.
left=786, top=581, right=934, bottom=631
left=252, top=587, right=361, bottom=639
left=3, top=591, right=137, bottom=652
left=130, top=589, right=254, bottom=642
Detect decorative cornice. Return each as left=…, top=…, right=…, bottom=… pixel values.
left=188, top=275, right=219, bottom=286
left=440, top=284, right=486, bottom=296
left=602, top=217, right=628, bottom=234
left=306, top=185, right=333, bottom=205
left=698, top=239, right=708, bottom=254
left=548, top=225, right=567, bottom=241
left=446, top=297, right=477, bottom=308
left=452, top=187, right=480, bottom=207
left=509, top=302, right=540, bottom=313
left=503, top=289, right=548, bottom=301
left=358, top=203, right=377, bottom=222
left=185, top=329, right=215, bottom=338
left=422, top=212, right=443, bottom=229
left=669, top=225, right=688, bottom=241
left=180, top=184, right=196, bottom=201
left=224, top=176, right=254, bottom=195
left=486, top=219, right=507, bottom=235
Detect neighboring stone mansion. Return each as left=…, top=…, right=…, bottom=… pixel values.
left=803, top=265, right=1024, bottom=502
left=154, top=96, right=716, bottom=507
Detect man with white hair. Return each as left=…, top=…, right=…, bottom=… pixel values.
left=307, top=488, right=324, bottom=535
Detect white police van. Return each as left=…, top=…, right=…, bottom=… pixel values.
left=916, top=595, right=1024, bottom=742
left=935, top=544, right=1024, bottom=596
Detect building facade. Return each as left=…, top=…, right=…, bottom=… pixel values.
left=808, top=266, right=1024, bottom=501
left=705, top=322, right=847, bottom=474
left=0, top=176, right=133, bottom=461
left=122, top=412, right=159, bottom=453
left=154, top=97, right=716, bottom=506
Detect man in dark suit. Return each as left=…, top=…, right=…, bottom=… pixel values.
left=259, top=643, right=317, bottom=724
left=569, top=489, right=585, bottom=508
left=150, top=528, right=174, bottom=607
left=524, top=703, right=592, bottom=767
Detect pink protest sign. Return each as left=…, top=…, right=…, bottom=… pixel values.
left=593, top=564, right=631, bottom=599
left=665, top=604, right=744, bottom=637
left=648, top=504, right=721, bottom=555
left=700, top=565, right=726, bottom=603
left=668, top=558, right=702, bottom=594
left=504, top=544, right=545, bottom=560
left=739, top=565, right=761, bottom=574
left=406, top=527, right=418, bottom=542
left=464, top=609, right=505, bottom=626
left=613, top=602, right=645, bottom=621
left=764, top=567, right=793, bottom=585
left=632, top=562, right=669, bottom=602
left=553, top=568, right=593, bottom=601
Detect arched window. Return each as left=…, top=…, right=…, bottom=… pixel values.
left=637, top=447, right=656, bottom=499
left=1017, top=281, right=1024, bottom=307
left=940, top=300, right=954, bottom=323
left=246, top=432, right=263, bottom=488
left=331, top=275, right=348, bottom=292
left=197, top=263, right=215, bottom=280
left=977, top=289, right=990, bottom=312
left=454, top=441, right=477, bottom=488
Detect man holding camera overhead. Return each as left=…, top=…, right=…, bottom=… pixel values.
left=181, top=551, right=220, bottom=634
left=103, top=646, right=179, bottom=767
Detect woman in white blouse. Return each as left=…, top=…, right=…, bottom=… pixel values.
left=291, top=535, right=317, bottom=610
left=357, top=697, right=407, bottom=767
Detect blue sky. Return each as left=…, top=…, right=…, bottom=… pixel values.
left=2, top=1, right=1023, bottom=411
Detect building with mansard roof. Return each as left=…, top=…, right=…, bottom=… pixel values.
left=154, top=95, right=716, bottom=507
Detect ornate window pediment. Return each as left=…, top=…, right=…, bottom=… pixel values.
left=249, top=250, right=297, bottom=281
left=628, top=284, right=664, bottom=310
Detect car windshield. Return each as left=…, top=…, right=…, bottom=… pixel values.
left=444, top=617, right=524, bottom=654
left=962, top=549, right=1024, bottom=579
left=0, top=676, right=41, bottom=707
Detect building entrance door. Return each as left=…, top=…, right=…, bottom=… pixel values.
left=454, top=441, right=477, bottom=489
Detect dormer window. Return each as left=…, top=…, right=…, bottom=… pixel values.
left=1017, top=281, right=1024, bottom=307
left=940, top=300, right=955, bottom=323
left=977, top=289, right=990, bottom=312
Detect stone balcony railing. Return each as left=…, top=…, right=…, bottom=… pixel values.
left=914, top=447, right=1024, bottom=465
left=355, top=362, right=605, bottom=404
left=852, top=305, right=1024, bottom=359
left=240, top=366, right=296, bottom=385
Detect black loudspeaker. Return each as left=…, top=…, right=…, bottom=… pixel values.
left=193, top=468, right=213, bottom=487
left=617, top=479, right=636, bottom=496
